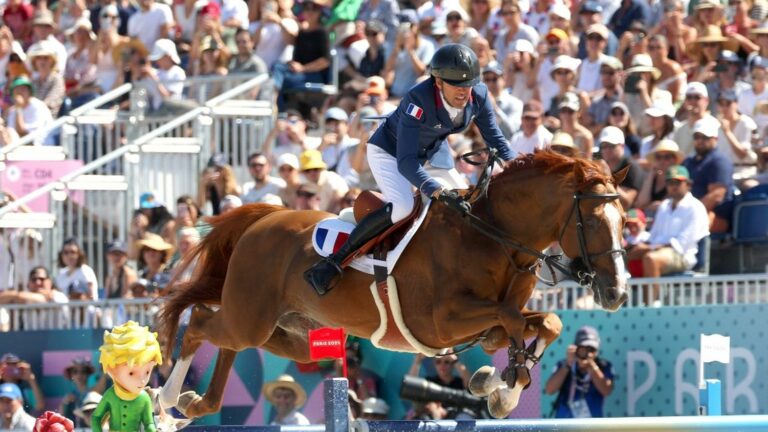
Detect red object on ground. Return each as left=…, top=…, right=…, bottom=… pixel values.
left=308, top=327, right=347, bottom=377
left=34, top=411, right=74, bottom=432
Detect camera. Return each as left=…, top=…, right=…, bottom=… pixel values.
left=400, top=376, right=487, bottom=418
left=624, top=74, right=641, bottom=94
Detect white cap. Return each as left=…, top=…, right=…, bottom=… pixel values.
left=551, top=55, right=581, bottom=74
left=65, top=17, right=96, bottom=39
left=685, top=81, right=709, bottom=98
left=644, top=100, right=676, bottom=118
left=221, top=194, right=242, bottom=208
left=598, top=126, right=625, bottom=145
left=550, top=3, right=571, bottom=20
left=277, top=153, right=300, bottom=170
left=512, top=39, right=536, bottom=55
left=692, top=117, right=719, bottom=138
left=149, top=39, right=181, bottom=64
left=361, top=398, right=390, bottom=415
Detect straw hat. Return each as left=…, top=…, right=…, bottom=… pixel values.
left=63, top=357, right=96, bottom=380
left=647, top=139, right=684, bottom=164
left=73, top=392, right=102, bottom=420
left=696, top=25, right=727, bottom=44
left=65, top=17, right=96, bottom=40
left=695, top=0, right=723, bottom=10
left=263, top=374, right=307, bottom=408
left=625, top=54, right=661, bottom=79
left=551, top=131, right=577, bottom=149
left=27, top=41, right=58, bottom=70
left=135, top=233, right=175, bottom=256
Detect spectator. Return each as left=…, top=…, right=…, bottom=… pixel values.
left=716, top=88, right=758, bottom=177
left=277, top=153, right=302, bottom=208
left=550, top=131, right=580, bottom=157
left=503, top=39, right=537, bottom=102
left=576, top=1, right=618, bottom=59
left=494, top=0, right=539, bottom=63
left=28, top=41, right=66, bottom=118
left=170, top=226, right=201, bottom=280
left=299, top=149, right=349, bottom=212
left=220, top=0, right=249, bottom=31
left=319, top=107, right=356, bottom=169
left=63, top=18, right=98, bottom=95
left=674, top=82, right=717, bottom=157
left=3, top=0, right=34, bottom=43
left=263, top=110, right=311, bottom=163
left=57, top=0, right=91, bottom=33
left=647, top=35, right=686, bottom=104
left=145, top=38, right=187, bottom=112
left=0, top=354, right=44, bottom=414
left=294, top=182, right=322, bottom=210
left=250, top=0, right=299, bottom=70
left=91, top=0, right=136, bottom=36
left=173, top=0, right=204, bottom=48
left=241, top=153, right=287, bottom=204
left=510, top=100, right=552, bottom=154
left=535, top=30, right=571, bottom=113
left=173, top=195, right=205, bottom=244
left=338, top=188, right=361, bottom=211
left=577, top=24, right=610, bottom=93
left=609, top=0, right=650, bottom=38
left=627, top=165, right=709, bottom=298
left=262, top=374, right=310, bottom=426
left=545, top=326, right=614, bottom=418
left=55, top=238, right=99, bottom=300
left=31, top=11, right=67, bottom=68
left=73, top=392, right=101, bottom=428
left=229, top=29, right=268, bottom=74
left=738, top=56, right=768, bottom=139
left=355, top=21, right=388, bottom=81
left=103, top=241, right=137, bottom=299
left=127, top=0, right=174, bottom=52
left=0, top=383, right=35, bottom=431
left=408, top=350, right=470, bottom=391
left=5, top=76, right=55, bottom=145
left=482, top=61, right=522, bottom=139
left=706, top=51, right=748, bottom=116
left=356, top=0, right=400, bottom=45
left=525, top=0, right=554, bottom=36
left=471, top=36, right=494, bottom=69
left=382, top=19, right=434, bottom=97
left=683, top=117, right=735, bottom=232
left=191, top=35, right=230, bottom=98
left=635, top=139, right=684, bottom=214
left=92, top=5, right=128, bottom=93
left=132, top=233, right=174, bottom=295
left=198, top=154, right=242, bottom=216
left=606, top=101, right=642, bottom=158
left=219, top=195, right=242, bottom=214
left=468, top=0, right=500, bottom=42
left=59, top=358, right=97, bottom=427
left=557, top=92, right=594, bottom=157
left=128, top=192, right=176, bottom=259
left=624, top=208, right=650, bottom=246
left=598, top=126, right=645, bottom=208
left=648, top=0, right=695, bottom=62
left=0, top=266, right=69, bottom=330
left=639, top=100, right=676, bottom=161
left=360, top=398, right=389, bottom=420
left=443, top=8, right=479, bottom=47
left=622, top=53, right=672, bottom=137
left=584, top=56, right=623, bottom=135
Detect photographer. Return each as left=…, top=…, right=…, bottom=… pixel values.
left=408, top=350, right=470, bottom=392
left=545, top=326, right=614, bottom=419
left=0, top=353, right=45, bottom=415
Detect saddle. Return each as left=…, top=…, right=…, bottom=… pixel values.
left=341, top=191, right=423, bottom=267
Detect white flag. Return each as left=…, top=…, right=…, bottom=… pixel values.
left=700, top=334, right=730, bottom=364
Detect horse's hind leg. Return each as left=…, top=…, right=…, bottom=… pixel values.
left=177, top=348, right=237, bottom=418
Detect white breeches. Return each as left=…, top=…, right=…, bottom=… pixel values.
left=367, top=144, right=468, bottom=223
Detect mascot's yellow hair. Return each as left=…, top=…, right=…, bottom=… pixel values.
left=99, top=321, right=162, bottom=369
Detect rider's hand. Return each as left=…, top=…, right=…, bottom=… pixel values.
left=433, top=189, right=471, bottom=214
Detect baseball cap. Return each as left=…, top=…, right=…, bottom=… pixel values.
left=149, top=39, right=181, bottom=64
left=365, top=20, right=386, bottom=34
left=0, top=383, right=22, bottom=400
left=550, top=3, right=571, bottom=20
left=482, top=61, right=503, bottom=76
left=751, top=55, right=768, bottom=70
left=277, top=153, right=299, bottom=170
left=601, top=56, right=624, bottom=71
left=198, top=1, right=221, bottom=18
left=0, top=353, right=21, bottom=363
left=365, top=76, right=387, bottom=97
left=586, top=23, right=609, bottom=39
left=626, top=208, right=647, bottom=224
left=522, top=100, right=544, bottom=118
left=685, top=82, right=709, bottom=98
left=324, top=107, right=349, bottom=122
left=598, top=126, right=625, bottom=146
left=397, top=9, right=418, bottom=25
left=296, top=182, right=321, bottom=196
left=718, top=88, right=738, bottom=102
left=693, top=117, right=719, bottom=138
left=512, top=39, right=535, bottom=55
left=580, top=1, right=603, bottom=13
left=574, top=326, right=600, bottom=349
left=139, top=192, right=160, bottom=209
left=644, top=100, right=676, bottom=118
left=666, top=165, right=691, bottom=182
left=546, top=28, right=569, bottom=42
left=106, top=240, right=127, bottom=255
left=558, top=92, right=580, bottom=111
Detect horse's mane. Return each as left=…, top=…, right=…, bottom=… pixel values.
left=495, top=150, right=611, bottom=189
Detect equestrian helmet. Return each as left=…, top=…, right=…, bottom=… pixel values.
left=429, top=44, right=481, bottom=87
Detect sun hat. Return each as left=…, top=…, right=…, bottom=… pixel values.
left=149, top=39, right=181, bottom=64
left=647, top=140, right=684, bottom=164
left=27, top=41, right=58, bottom=70
left=299, top=150, right=327, bottom=171
left=32, top=10, right=56, bottom=27
left=625, top=54, right=661, bottom=79
left=64, top=357, right=95, bottom=380
left=695, top=0, right=723, bottom=10
left=65, top=17, right=96, bottom=40
left=696, top=25, right=727, bottom=44
left=136, top=233, right=174, bottom=253
left=263, top=374, right=307, bottom=408
left=551, top=131, right=577, bottom=149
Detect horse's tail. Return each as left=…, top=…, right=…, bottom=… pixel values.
left=158, top=204, right=288, bottom=358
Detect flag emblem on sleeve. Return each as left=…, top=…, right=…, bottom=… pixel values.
left=406, top=103, right=424, bottom=120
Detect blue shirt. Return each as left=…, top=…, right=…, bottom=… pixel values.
left=552, top=359, right=614, bottom=418
left=368, top=78, right=514, bottom=196
left=683, top=149, right=734, bottom=201
left=608, top=0, right=651, bottom=37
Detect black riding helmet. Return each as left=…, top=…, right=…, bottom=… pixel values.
left=429, top=43, right=480, bottom=87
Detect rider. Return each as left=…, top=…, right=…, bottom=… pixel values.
left=303, top=44, right=516, bottom=296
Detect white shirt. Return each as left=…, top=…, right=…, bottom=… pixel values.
left=241, top=176, right=287, bottom=204
left=577, top=55, right=605, bottom=93
left=54, top=265, right=99, bottom=300
left=21, top=290, right=69, bottom=330
left=6, top=97, right=55, bottom=145
left=648, top=192, right=709, bottom=268
left=127, top=3, right=174, bottom=51
left=6, top=406, right=36, bottom=431
left=219, top=0, right=249, bottom=29
left=271, top=409, right=310, bottom=426
left=510, top=125, right=553, bottom=155
left=536, top=57, right=559, bottom=112
left=174, top=1, right=206, bottom=41
left=717, top=114, right=758, bottom=166
left=252, top=19, right=299, bottom=69
left=304, top=170, right=349, bottom=212
left=737, top=86, right=768, bottom=137
left=146, top=65, right=186, bottom=109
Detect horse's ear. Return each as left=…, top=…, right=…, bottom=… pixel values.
left=573, top=162, right=591, bottom=188
left=612, top=165, right=630, bottom=185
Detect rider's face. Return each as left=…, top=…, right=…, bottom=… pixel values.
left=437, top=78, right=471, bottom=109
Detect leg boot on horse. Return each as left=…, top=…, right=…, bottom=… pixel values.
left=304, top=203, right=393, bottom=295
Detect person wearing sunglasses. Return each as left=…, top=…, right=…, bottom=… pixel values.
left=0, top=267, right=68, bottom=331
left=584, top=56, right=623, bottom=135
left=242, top=153, right=286, bottom=204
left=672, top=82, right=717, bottom=157
left=545, top=326, right=613, bottom=418
left=635, top=139, right=684, bottom=215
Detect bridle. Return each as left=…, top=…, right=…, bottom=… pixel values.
left=460, top=149, right=626, bottom=289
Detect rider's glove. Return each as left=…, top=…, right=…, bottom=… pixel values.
left=432, top=188, right=471, bottom=214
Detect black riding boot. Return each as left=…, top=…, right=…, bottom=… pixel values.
left=304, top=203, right=394, bottom=296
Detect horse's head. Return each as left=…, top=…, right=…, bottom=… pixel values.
left=557, top=162, right=628, bottom=311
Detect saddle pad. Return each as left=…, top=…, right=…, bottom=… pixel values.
left=311, top=199, right=432, bottom=275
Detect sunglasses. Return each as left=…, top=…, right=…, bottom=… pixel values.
left=483, top=76, right=499, bottom=82
left=666, top=179, right=685, bottom=186
left=587, top=34, right=605, bottom=41
left=578, top=346, right=598, bottom=353
left=30, top=276, right=48, bottom=282
left=600, top=69, right=616, bottom=76
left=501, top=9, right=518, bottom=15
left=693, top=133, right=710, bottom=140
left=554, top=69, right=571, bottom=76
left=279, top=166, right=295, bottom=172
left=297, top=191, right=316, bottom=198
left=365, top=31, right=379, bottom=37
left=249, top=162, right=265, bottom=168
left=717, top=98, right=734, bottom=105
left=654, top=153, right=677, bottom=161
left=686, top=94, right=703, bottom=100
left=447, top=14, right=463, bottom=21
left=610, top=109, right=626, bottom=116
left=435, top=359, right=455, bottom=365
left=560, top=108, right=575, bottom=114
left=648, top=44, right=662, bottom=51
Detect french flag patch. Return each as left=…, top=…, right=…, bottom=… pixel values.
left=406, top=103, right=424, bottom=120
left=313, top=218, right=354, bottom=255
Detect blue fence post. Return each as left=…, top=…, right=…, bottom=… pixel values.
left=699, top=379, right=722, bottom=416
left=324, top=378, right=349, bottom=432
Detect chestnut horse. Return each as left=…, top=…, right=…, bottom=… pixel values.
left=157, top=151, right=628, bottom=419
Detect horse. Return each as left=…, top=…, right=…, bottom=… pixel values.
left=157, top=151, right=629, bottom=419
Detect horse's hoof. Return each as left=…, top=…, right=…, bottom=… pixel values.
left=469, top=365, right=503, bottom=397
left=176, top=391, right=203, bottom=418
left=487, top=386, right=521, bottom=419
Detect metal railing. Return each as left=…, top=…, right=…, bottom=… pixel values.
left=528, top=273, right=768, bottom=310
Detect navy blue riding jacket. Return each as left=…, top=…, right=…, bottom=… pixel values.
left=368, top=77, right=514, bottom=197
